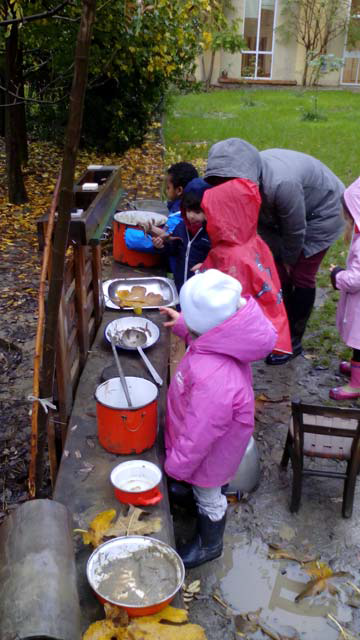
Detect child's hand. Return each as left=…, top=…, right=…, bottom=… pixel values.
left=191, top=262, right=203, bottom=273
left=151, top=225, right=167, bottom=238
left=153, top=236, right=165, bottom=249
left=160, top=307, right=180, bottom=327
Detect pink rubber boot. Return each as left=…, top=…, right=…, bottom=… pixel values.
left=330, top=361, right=360, bottom=401
left=339, top=361, right=351, bottom=376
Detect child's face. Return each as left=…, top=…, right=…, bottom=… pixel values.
left=186, top=208, right=206, bottom=225
left=166, top=175, right=183, bottom=202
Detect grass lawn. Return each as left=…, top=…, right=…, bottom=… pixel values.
left=164, top=88, right=360, bottom=365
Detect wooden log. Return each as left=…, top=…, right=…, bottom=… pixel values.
left=0, top=500, right=81, bottom=640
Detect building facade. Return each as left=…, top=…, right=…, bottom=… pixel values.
left=199, top=0, right=360, bottom=87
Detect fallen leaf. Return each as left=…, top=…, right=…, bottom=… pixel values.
left=82, top=619, right=127, bottom=640
left=127, top=621, right=207, bottom=639
left=295, top=572, right=349, bottom=602
left=303, top=561, right=334, bottom=579
left=268, top=544, right=316, bottom=564
left=105, top=506, right=161, bottom=538
left=81, top=509, right=116, bottom=547
left=134, top=605, right=188, bottom=624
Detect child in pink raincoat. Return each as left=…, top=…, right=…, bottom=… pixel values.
left=160, top=269, right=277, bottom=568
left=330, top=177, right=360, bottom=401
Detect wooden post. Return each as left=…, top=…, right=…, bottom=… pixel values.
left=91, top=244, right=104, bottom=328
left=31, top=0, right=97, bottom=496
left=74, top=244, right=90, bottom=367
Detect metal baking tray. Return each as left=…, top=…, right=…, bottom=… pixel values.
left=103, top=277, right=178, bottom=310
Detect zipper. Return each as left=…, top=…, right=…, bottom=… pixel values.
left=184, top=228, right=202, bottom=284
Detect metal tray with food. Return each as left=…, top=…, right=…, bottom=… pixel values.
left=103, top=277, right=178, bottom=310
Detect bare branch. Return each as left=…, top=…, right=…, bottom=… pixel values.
left=0, top=1, right=72, bottom=27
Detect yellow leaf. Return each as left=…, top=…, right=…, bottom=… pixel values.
left=128, top=621, right=207, bottom=639
left=82, top=619, right=127, bottom=640
left=135, top=606, right=188, bottom=624
left=303, top=561, right=333, bottom=579
left=81, top=509, right=116, bottom=547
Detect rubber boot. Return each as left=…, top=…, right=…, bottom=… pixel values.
left=266, top=287, right=316, bottom=365
left=168, top=481, right=196, bottom=513
left=178, top=512, right=226, bottom=569
left=330, top=361, right=360, bottom=401
left=339, top=361, right=351, bottom=376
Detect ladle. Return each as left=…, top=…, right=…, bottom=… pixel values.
left=110, top=333, right=132, bottom=407
left=120, top=328, right=163, bottom=387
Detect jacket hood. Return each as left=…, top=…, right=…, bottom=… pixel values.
left=201, top=178, right=261, bottom=245
left=190, top=296, right=276, bottom=363
left=205, top=138, right=262, bottom=183
left=181, top=177, right=212, bottom=233
left=344, top=177, right=360, bottom=228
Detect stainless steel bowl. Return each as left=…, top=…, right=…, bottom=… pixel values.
left=86, top=536, right=185, bottom=614
left=104, top=317, right=160, bottom=350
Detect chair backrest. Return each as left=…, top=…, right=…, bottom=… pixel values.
left=292, top=400, right=360, bottom=459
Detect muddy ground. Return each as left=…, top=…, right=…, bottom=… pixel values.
left=175, top=295, right=360, bottom=639
left=1, top=136, right=360, bottom=638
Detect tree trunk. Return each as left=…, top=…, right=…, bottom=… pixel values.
left=0, top=64, right=5, bottom=137
left=30, top=0, right=97, bottom=497
left=5, top=24, right=27, bottom=204
left=302, top=56, right=309, bottom=86
left=16, top=47, right=28, bottom=166
left=205, top=50, right=216, bottom=90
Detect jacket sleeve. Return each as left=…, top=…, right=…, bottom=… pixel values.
left=335, top=254, right=360, bottom=293
left=165, top=376, right=235, bottom=481
left=125, top=229, right=154, bottom=252
left=172, top=313, right=192, bottom=344
left=274, top=181, right=307, bottom=265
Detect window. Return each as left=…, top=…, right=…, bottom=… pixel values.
left=341, top=0, right=360, bottom=85
left=241, top=0, right=276, bottom=79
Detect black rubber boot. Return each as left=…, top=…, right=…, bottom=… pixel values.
left=266, top=287, right=316, bottom=366
left=168, top=481, right=197, bottom=513
left=178, top=512, right=226, bottom=569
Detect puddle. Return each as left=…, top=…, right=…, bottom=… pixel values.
left=217, top=538, right=353, bottom=639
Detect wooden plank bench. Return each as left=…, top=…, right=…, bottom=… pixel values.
left=54, top=263, right=179, bottom=632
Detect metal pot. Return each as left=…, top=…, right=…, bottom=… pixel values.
left=226, top=436, right=260, bottom=494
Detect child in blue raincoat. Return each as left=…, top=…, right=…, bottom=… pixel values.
left=124, top=162, right=198, bottom=254
left=153, top=178, right=212, bottom=292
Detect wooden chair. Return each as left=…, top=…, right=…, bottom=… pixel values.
left=281, top=400, right=360, bottom=518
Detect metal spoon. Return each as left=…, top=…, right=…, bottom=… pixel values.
left=110, top=333, right=132, bottom=407
left=120, top=328, right=163, bottom=386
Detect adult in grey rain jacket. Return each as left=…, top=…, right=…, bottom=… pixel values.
left=205, top=138, right=344, bottom=365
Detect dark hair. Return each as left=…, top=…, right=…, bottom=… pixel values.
left=167, top=162, right=198, bottom=189
left=182, top=190, right=203, bottom=213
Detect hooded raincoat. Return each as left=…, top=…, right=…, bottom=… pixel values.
left=165, top=296, right=277, bottom=487
left=201, top=178, right=291, bottom=354
left=205, top=138, right=344, bottom=265
left=336, top=178, right=360, bottom=350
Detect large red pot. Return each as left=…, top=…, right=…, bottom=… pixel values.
left=95, top=377, right=158, bottom=454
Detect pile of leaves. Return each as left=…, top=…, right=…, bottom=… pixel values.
left=0, top=130, right=164, bottom=316
left=83, top=603, right=207, bottom=640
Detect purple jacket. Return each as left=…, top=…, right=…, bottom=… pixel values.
left=164, top=296, right=277, bottom=487
left=336, top=228, right=360, bottom=350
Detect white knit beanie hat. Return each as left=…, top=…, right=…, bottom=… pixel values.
left=180, top=269, right=247, bottom=335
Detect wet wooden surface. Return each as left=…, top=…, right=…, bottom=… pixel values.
left=54, top=262, right=178, bottom=632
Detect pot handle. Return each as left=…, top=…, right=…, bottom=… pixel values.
left=123, top=411, right=146, bottom=433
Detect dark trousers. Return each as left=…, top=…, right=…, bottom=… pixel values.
left=276, top=249, right=328, bottom=344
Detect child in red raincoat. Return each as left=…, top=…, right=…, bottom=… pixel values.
left=200, top=178, right=291, bottom=355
